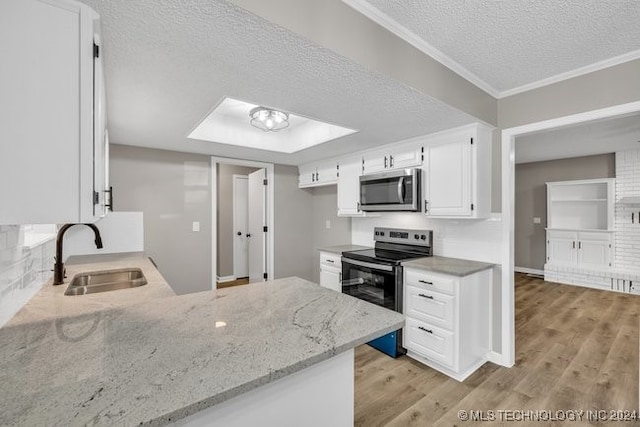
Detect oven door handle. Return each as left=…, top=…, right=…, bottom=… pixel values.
left=343, top=258, right=394, bottom=272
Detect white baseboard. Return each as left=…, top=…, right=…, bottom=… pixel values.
left=514, top=266, right=544, bottom=276
left=216, top=275, right=236, bottom=283
left=487, top=351, right=511, bottom=367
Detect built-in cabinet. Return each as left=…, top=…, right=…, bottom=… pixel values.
left=545, top=179, right=615, bottom=289
left=0, top=0, right=109, bottom=224
left=298, top=161, right=338, bottom=188
left=422, top=124, right=492, bottom=218
left=319, top=252, right=342, bottom=292
left=362, top=144, right=423, bottom=175
left=403, top=267, right=491, bottom=381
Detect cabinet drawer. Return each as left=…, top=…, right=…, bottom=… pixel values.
left=405, top=285, right=455, bottom=330
left=405, top=269, right=456, bottom=296
left=404, top=318, right=454, bottom=368
left=320, top=252, right=341, bottom=268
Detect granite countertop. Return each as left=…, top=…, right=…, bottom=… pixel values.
left=403, top=256, right=494, bottom=277
left=0, top=276, right=404, bottom=426
left=7, top=252, right=175, bottom=326
left=318, top=244, right=371, bottom=255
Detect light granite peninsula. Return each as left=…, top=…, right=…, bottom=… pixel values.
left=0, top=270, right=404, bottom=426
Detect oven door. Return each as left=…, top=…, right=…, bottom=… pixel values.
left=341, top=257, right=402, bottom=312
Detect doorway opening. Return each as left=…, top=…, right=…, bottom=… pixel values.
left=211, top=157, right=275, bottom=289
left=501, top=100, right=640, bottom=367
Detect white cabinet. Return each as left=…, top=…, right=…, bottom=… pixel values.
left=422, top=124, right=492, bottom=218
left=337, top=157, right=365, bottom=216
left=319, top=252, right=342, bottom=292
left=403, top=267, right=491, bottom=382
left=362, top=145, right=422, bottom=175
left=298, top=160, right=338, bottom=188
left=0, top=0, right=108, bottom=224
left=546, top=230, right=612, bottom=270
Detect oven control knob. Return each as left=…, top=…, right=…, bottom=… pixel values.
left=420, top=234, right=427, bottom=240
left=375, top=231, right=379, bottom=236
left=380, top=231, right=385, bottom=236
left=414, top=234, right=419, bottom=240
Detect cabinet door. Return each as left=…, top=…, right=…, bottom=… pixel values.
left=389, top=146, right=422, bottom=169
left=547, top=231, right=577, bottom=265
left=362, top=152, right=388, bottom=174
left=92, top=30, right=108, bottom=218
left=316, top=161, right=338, bottom=185
left=424, top=137, right=472, bottom=216
left=577, top=232, right=611, bottom=269
left=0, top=0, right=101, bottom=224
left=298, top=164, right=315, bottom=187
left=320, top=268, right=341, bottom=292
left=337, top=158, right=363, bottom=216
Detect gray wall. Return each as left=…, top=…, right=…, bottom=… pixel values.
left=216, top=164, right=260, bottom=278
left=110, top=144, right=212, bottom=295
left=515, top=154, right=615, bottom=271
left=310, top=186, right=352, bottom=284
left=273, top=165, right=315, bottom=281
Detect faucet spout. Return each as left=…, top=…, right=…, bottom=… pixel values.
left=53, top=223, right=103, bottom=285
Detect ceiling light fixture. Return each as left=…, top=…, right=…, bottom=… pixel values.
left=249, top=106, right=289, bottom=132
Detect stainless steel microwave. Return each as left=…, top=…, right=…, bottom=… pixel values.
left=359, top=169, right=421, bottom=211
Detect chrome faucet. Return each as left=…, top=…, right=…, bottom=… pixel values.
left=53, top=223, right=103, bottom=285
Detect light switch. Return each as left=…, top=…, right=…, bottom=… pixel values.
left=533, top=217, right=541, bottom=224
left=325, top=220, right=331, bottom=229
left=192, top=221, right=200, bottom=232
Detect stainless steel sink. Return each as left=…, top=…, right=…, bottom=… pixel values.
left=65, top=268, right=148, bottom=296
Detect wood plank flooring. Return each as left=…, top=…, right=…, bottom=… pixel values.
left=354, top=274, right=640, bottom=426
left=217, top=278, right=249, bottom=289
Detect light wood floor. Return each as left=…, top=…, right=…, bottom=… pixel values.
left=354, top=274, right=640, bottom=426
left=217, top=278, right=249, bottom=289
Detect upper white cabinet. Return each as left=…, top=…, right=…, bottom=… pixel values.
left=0, top=0, right=108, bottom=224
left=298, top=160, right=338, bottom=188
left=423, top=124, right=492, bottom=218
left=337, top=157, right=365, bottom=216
left=362, top=144, right=423, bottom=175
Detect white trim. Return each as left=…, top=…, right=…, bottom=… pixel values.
left=211, top=157, right=275, bottom=290
left=342, top=0, right=640, bottom=99
left=216, top=275, right=236, bottom=283
left=341, top=0, right=500, bottom=98
left=514, top=267, right=544, bottom=276
left=500, top=49, right=640, bottom=98
left=486, top=351, right=503, bottom=366
left=501, top=100, right=640, bottom=369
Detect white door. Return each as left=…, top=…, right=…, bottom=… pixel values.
left=577, top=232, right=611, bottom=269
left=233, top=175, right=249, bottom=278
left=248, top=169, right=267, bottom=283
left=546, top=230, right=577, bottom=266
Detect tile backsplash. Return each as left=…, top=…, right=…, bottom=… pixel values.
left=0, top=225, right=54, bottom=327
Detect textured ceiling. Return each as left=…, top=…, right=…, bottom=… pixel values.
left=77, top=0, right=476, bottom=165
left=516, top=112, right=640, bottom=164
left=360, top=0, right=640, bottom=94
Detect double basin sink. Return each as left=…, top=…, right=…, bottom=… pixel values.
left=65, top=268, right=147, bottom=296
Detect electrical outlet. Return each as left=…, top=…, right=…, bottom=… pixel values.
left=325, top=220, right=331, bottom=229
left=533, top=217, right=541, bottom=224
left=192, top=221, right=200, bottom=232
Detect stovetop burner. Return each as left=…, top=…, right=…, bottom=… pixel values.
left=342, top=227, right=433, bottom=265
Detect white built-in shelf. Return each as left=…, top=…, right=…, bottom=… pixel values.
left=546, top=178, right=615, bottom=231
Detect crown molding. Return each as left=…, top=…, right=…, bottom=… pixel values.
left=342, top=0, right=640, bottom=100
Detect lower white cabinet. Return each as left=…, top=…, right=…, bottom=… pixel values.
left=546, top=229, right=612, bottom=270
left=403, top=267, right=491, bottom=381
left=319, top=252, right=342, bottom=292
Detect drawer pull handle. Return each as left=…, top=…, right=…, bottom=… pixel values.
left=418, top=293, right=434, bottom=300
left=326, top=259, right=334, bottom=263
left=418, top=326, right=433, bottom=334
left=418, top=280, right=433, bottom=285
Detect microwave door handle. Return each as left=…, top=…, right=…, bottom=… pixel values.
left=397, top=177, right=405, bottom=202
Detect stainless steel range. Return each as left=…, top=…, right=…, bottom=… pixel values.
left=341, top=227, right=433, bottom=357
